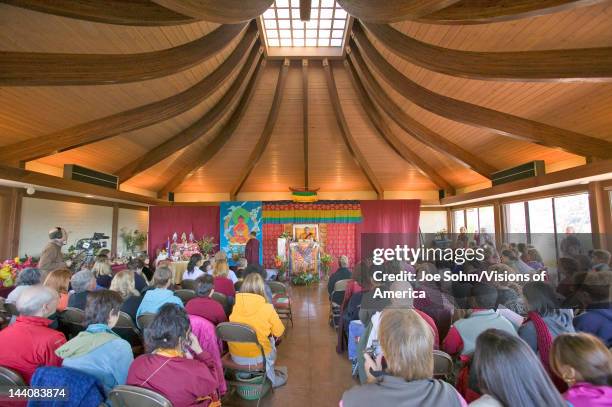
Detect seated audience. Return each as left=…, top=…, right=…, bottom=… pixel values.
left=127, top=304, right=222, bottom=406
left=185, top=275, right=227, bottom=325
left=443, top=283, right=517, bottom=357
left=229, top=273, right=286, bottom=387
left=43, top=268, right=72, bottom=312
left=213, top=255, right=237, bottom=300
left=557, top=257, right=587, bottom=304
left=126, top=258, right=148, bottom=292
left=183, top=253, right=206, bottom=281
left=520, top=281, right=575, bottom=389
left=110, top=270, right=143, bottom=322
left=413, top=262, right=454, bottom=340
left=573, top=271, right=612, bottom=347
left=138, top=254, right=153, bottom=281
left=56, top=290, right=133, bottom=394
left=93, top=259, right=113, bottom=289
left=235, top=257, right=247, bottom=279
left=470, top=329, right=566, bottom=407
left=136, top=266, right=183, bottom=319
left=341, top=309, right=465, bottom=407
left=68, top=269, right=97, bottom=310
left=242, top=263, right=273, bottom=302
left=0, top=286, right=66, bottom=383
left=501, top=249, right=534, bottom=274
left=550, top=332, right=612, bottom=407
left=591, top=249, right=611, bottom=272
left=328, top=255, right=352, bottom=299
left=526, top=247, right=546, bottom=271
left=6, top=267, right=42, bottom=304
left=214, top=251, right=238, bottom=283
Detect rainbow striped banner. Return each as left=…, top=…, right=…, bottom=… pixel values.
left=262, top=200, right=362, bottom=224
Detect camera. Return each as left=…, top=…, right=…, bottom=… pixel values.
left=75, top=232, right=109, bottom=254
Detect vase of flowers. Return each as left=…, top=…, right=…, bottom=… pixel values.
left=320, top=252, right=334, bottom=280
left=0, top=256, right=36, bottom=288
left=197, top=236, right=217, bottom=257
left=120, top=228, right=147, bottom=255
left=274, top=255, right=289, bottom=281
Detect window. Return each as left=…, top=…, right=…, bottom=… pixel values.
left=261, top=0, right=349, bottom=48
left=453, top=210, right=465, bottom=233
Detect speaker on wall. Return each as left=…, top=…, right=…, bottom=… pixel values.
left=168, top=192, right=174, bottom=202
left=438, top=189, right=445, bottom=200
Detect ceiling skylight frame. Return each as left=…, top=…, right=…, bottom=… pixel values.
left=260, top=0, right=350, bottom=57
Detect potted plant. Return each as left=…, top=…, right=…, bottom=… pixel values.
left=320, top=252, right=334, bottom=280
left=274, top=255, right=289, bottom=281
left=120, top=228, right=147, bottom=255
left=291, top=271, right=319, bottom=286
left=197, top=236, right=217, bottom=257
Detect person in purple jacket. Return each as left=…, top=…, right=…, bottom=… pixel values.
left=573, top=271, right=612, bottom=347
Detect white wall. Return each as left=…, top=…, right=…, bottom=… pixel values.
left=419, top=211, right=448, bottom=233
left=19, top=198, right=113, bottom=257
left=117, top=208, right=149, bottom=256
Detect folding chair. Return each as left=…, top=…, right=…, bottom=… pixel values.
left=181, top=279, right=198, bottom=291
left=211, top=291, right=230, bottom=315
left=330, top=279, right=350, bottom=328
left=109, top=385, right=173, bottom=407
left=216, top=322, right=270, bottom=407
left=137, top=312, right=157, bottom=331
left=3, top=302, right=18, bottom=317
left=433, top=350, right=453, bottom=379
left=58, top=307, right=85, bottom=339
left=174, top=289, right=196, bottom=305
left=268, top=281, right=293, bottom=327
left=234, top=280, right=243, bottom=292
left=0, top=366, right=26, bottom=386
left=112, top=311, right=143, bottom=353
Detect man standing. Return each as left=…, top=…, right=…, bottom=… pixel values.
left=38, top=227, right=68, bottom=278
left=244, top=231, right=260, bottom=265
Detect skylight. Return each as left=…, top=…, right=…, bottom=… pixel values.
left=261, top=0, right=349, bottom=48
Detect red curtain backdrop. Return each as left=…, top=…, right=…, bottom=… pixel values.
left=325, top=223, right=356, bottom=271
left=355, top=200, right=421, bottom=262
left=148, top=206, right=220, bottom=262
left=262, top=224, right=284, bottom=268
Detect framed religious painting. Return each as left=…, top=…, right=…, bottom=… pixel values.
left=293, top=224, right=318, bottom=241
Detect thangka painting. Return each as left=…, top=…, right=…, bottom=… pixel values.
left=220, top=201, right=263, bottom=265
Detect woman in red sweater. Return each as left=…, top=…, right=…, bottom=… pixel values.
left=127, top=303, right=222, bottom=406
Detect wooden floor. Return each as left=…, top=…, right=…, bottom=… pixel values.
left=224, top=282, right=356, bottom=406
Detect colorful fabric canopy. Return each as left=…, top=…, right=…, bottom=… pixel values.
left=262, top=200, right=362, bottom=224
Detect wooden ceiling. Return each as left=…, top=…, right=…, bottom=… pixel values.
left=1, top=0, right=611, bottom=201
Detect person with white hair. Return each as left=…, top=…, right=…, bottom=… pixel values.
left=38, top=226, right=68, bottom=278
left=0, top=285, right=66, bottom=383
left=68, top=269, right=97, bottom=310
left=6, top=267, right=42, bottom=304
left=328, top=255, right=352, bottom=299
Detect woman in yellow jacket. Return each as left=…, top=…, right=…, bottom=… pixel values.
left=229, top=272, right=287, bottom=387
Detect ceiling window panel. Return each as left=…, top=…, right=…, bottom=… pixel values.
left=262, top=0, right=348, bottom=48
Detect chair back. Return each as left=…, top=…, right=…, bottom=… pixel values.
left=3, top=302, right=18, bottom=317
left=137, top=312, right=156, bottom=330
left=268, top=281, right=288, bottom=295
left=216, top=322, right=266, bottom=361
left=112, top=311, right=142, bottom=347
left=333, top=279, right=350, bottom=292
left=0, top=366, right=26, bottom=386
left=109, top=385, right=173, bottom=407
left=433, top=350, right=453, bottom=379
left=174, top=289, right=196, bottom=304
left=181, top=279, right=198, bottom=291
left=211, top=291, right=228, bottom=309
left=59, top=307, right=85, bottom=339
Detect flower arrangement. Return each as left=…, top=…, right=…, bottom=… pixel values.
left=320, top=252, right=334, bottom=278
left=0, top=256, right=36, bottom=288
left=291, top=271, right=319, bottom=286
left=197, top=236, right=217, bottom=257
left=120, top=228, right=147, bottom=254
left=274, top=255, right=289, bottom=281
left=279, top=231, right=292, bottom=239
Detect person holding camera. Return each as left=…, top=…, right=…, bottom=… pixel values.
left=341, top=309, right=466, bottom=407
left=38, top=227, right=68, bottom=278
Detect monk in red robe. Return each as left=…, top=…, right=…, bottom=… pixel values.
left=244, top=231, right=260, bottom=265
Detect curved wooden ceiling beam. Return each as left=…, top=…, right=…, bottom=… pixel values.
left=157, top=55, right=266, bottom=198
left=117, top=44, right=263, bottom=183
left=343, top=59, right=454, bottom=193
left=0, top=26, right=259, bottom=164
left=1, top=0, right=195, bottom=26
left=322, top=58, right=383, bottom=199
left=362, top=21, right=612, bottom=82
left=0, top=22, right=246, bottom=86
left=230, top=59, right=290, bottom=200
left=336, top=0, right=460, bottom=23
left=351, top=27, right=612, bottom=159
left=347, top=47, right=496, bottom=178
left=419, top=0, right=608, bottom=25
left=152, top=0, right=273, bottom=23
